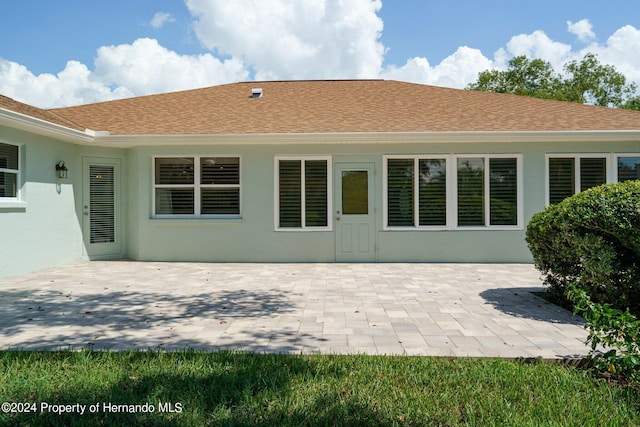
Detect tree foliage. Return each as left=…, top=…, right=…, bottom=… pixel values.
left=467, top=53, right=640, bottom=110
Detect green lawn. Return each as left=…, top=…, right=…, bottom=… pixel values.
left=0, top=350, right=638, bottom=426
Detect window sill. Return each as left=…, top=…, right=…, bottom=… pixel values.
left=275, top=227, right=333, bottom=232
left=0, top=200, right=27, bottom=210
left=383, top=225, right=523, bottom=231
left=455, top=226, right=523, bottom=231
left=150, top=216, right=242, bottom=224
left=383, top=226, right=448, bottom=231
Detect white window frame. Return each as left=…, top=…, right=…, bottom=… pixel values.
left=614, top=153, right=640, bottom=183
left=545, top=154, right=614, bottom=206
left=383, top=154, right=523, bottom=231
left=274, top=155, right=332, bottom=232
left=383, top=154, right=452, bottom=230
left=152, top=155, right=241, bottom=219
left=0, top=141, right=24, bottom=209
left=454, top=154, right=523, bottom=230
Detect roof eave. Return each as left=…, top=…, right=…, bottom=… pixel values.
left=91, top=130, right=640, bottom=148
left=0, top=107, right=95, bottom=144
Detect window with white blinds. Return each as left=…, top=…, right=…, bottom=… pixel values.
left=387, top=159, right=415, bottom=226
left=419, top=159, right=447, bottom=226
left=276, top=157, right=330, bottom=230
left=457, top=158, right=484, bottom=226
left=385, top=155, right=519, bottom=229
left=456, top=157, right=518, bottom=227
left=580, top=158, right=607, bottom=191
left=154, top=156, right=240, bottom=217
left=386, top=157, right=447, bottom=227
left=0, top=142, right=19, bottom=199
left=489, top=158, right=518, bottom=226
left=547, top=156, right=607, bottom=204
left=548, top=158, right=575, bottom=204
left=90, top=165, right=116, bottom=244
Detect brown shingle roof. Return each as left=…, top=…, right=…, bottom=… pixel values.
left=49, top=80, right=640, bottom=135
left=0, top=94, right=84, bottom=131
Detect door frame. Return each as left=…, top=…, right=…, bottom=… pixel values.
left=82, top=156, right=123, bottom=259
left=334, top=162, right=377, bottom=262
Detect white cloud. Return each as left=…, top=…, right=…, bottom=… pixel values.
left=583, top=25, right=640, bottom=85
left=0, top=38, right=249, bottom=108
left=1, top=3, right=639, bottom=109
left=185, top=0, right=384, bottom=80
left=503, top=30, right=574, bottom=70
left=381, top=46, right=494, bottom=88
left=381, top=24, right=640, bottom=92
left=0, top=58, right=127, bottom=108
left=492, top=24, right=640, bottom=89
left=567, top=19, right=596, bottom=42
left=93, top=38, right=248, bottom=96
left=150, top=12, right=175, bottom=29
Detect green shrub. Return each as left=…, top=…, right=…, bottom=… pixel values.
left=566, top=284, right=640, bottom=383
left=526, top=180, right=640, bottom=314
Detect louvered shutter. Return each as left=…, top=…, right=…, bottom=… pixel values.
left=279, top=160, right=302, bottom=227
left=457, top=158, right=484, bottom=226
left=548, top=158, right=575, bottom=204
left=580, top=158, right=606, bottom=191
left=387, top=159, right=414, bottom=226
left=489, top=158, right=518, bottom=225
left=305, top=160, right=328, bottom=227
left=418, top=159, right=446, bottom=226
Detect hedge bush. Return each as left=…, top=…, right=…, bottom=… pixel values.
left=526, top=180, right=640, bottom=315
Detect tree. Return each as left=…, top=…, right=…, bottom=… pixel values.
left=467, top=56, right=562, bottom=100
left=562, top=53, right=638, bottom=107
left=467, top=53, right=640, bottom=110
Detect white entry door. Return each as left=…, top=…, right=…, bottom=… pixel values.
left=82, top=157, right=122, bottom=258
left=335, top=163, right=376, bottom=261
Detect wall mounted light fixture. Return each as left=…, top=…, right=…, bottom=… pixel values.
left=56, top=161, right=68, bottom=179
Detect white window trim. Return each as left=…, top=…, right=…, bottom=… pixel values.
left=274, top=155, right=332, bottom=232
left=151, top=155, right=241, bottom=219
left=545, top=153, right=614, bottom=206
left=383, top=154, right=452, bottom=231
left=454, top=154, right=523, bottom=230
left=0, top=141, right=24, bottom=208
left=614, top=153, right=640, bottom=183
left=383, top=154, right=523, bottom=231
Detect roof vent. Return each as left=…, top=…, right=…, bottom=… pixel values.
left=251, top=88, right=263, bottom=98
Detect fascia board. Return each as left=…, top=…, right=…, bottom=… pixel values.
left=92, top=130, right=640, bottom=148
left=0, top=107, right=94, bottom=144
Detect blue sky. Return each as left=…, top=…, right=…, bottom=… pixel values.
left=1, top=0, right=638, bottom=108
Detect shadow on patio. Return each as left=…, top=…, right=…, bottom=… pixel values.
left=479, top=287, right=584, bottom=326
left=0, top=287, right=319, bottom=351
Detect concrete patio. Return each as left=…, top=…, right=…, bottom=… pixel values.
left=0, top=261, right=590, bottom=359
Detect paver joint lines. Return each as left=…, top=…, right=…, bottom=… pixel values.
left=0, top=262, right=589, bottom=359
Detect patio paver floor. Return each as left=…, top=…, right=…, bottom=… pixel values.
left=0, top=261, right=590, bottom=359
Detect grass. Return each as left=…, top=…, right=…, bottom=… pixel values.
left=0, top=350, right=638, bottom=426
